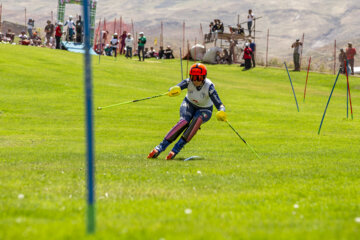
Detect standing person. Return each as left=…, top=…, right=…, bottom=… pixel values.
left=249, top=39, right=256, bottom=67
left=110, top=33, right=119, bottom=57
left=138, top=32, right=146, bottom=61
left=339, top=48, right=347, bottom=74
left=27, top=18, right=34, bottom=39
left=119, top=31, right=127, bottom=55
left=75, top=15, right=83, bottom=43
left=147, top=63, right=226, bottom=160
left=243, top=43, right=252, bottom=70
left=64, top=15, right=75, bottom=41
left=44, top=20, right=55, bottom=47
left=125, top=33, right=134, bottom=58
left=55, top=22, right=63, bottom=49
left=247, top=9, right=254, bottom=36
left=291, top=39, right=303, bottom=71
left=229, top=39, right=237, bottom=64
left=346, top=42, right=357, bottom=75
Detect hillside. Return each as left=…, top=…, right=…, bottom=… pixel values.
left=1, top=0, right=360, bottom=57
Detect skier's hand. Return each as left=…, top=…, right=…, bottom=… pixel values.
left=168, top=86, right=181, bottom=97
left=216, top=110, right=227, bottom=122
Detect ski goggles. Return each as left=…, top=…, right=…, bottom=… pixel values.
left=190, top=75, right=205, bottom=82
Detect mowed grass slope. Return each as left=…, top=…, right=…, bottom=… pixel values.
left=0, top=45, right=360, bottom=240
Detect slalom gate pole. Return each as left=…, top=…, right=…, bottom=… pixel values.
left=344, top=60, right=353, bottom=120
left=318, top=68, right=341, bottom=135
left=303, top=56, right=311, bottom=102
left=226, top=121, right=261, bottom=160
left=97, top=92, right=168, bottom=110
left=82, top=0, right=95, bottom=234
left=284, top=62, right=300, bottom=112
left=98, top=19, right=102, bottom=64
left=180, top=48, right=183, bottom=81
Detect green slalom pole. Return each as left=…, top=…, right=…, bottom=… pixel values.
left=226, top=121, right=261, bottom=160
left=97, top=92, right=168, bottom=110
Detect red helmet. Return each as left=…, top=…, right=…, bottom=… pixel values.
left=189, top=63, right=207, bottom=82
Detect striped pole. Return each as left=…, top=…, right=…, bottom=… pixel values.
left=284, top=62, right=300, bottom=112
left=303, top=56, right=311, bottom=102
left=318, top=68, right=341, bottom=135
left=83, top=0, right=95, bottom=234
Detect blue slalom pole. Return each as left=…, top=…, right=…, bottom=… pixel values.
left=83, top=0, right=95, bottom=234
left=180, top=48, right=183, bottom=80
left=318, top=68, right=341, bottom=135
left=284, top=62, right=300, bottom=112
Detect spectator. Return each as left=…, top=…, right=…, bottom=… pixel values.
left=237, top=24, right=245, bottom=35
left=18, top=31, right=30, bottom=45
left=219, top=22, right=224, bottom=33
left=102, top=30, right=109, bottom=45
left=215, top=51, right=221, bottom=64
left=144, top=47, right=149, bottom=58
left=104, top=44, right=112, bottom=56
left=27, top=18, right=34, bottom=39
left=0, top=32, right=3, bottom=42
left=148, top=47, right=156, bottom=58
left=119, top=31, right=127, bottom=55
left=75, top=15, right=83, bottom=43
left=64, top=15, right=75, bottom=41
left=31, top=31, right=42, bottom=46
left=206, top=22, right=214, bottom=42
left=158, top=46, right=165, bottom=59
left=339, top=48, right=347, bottom=74
left=222, top=49, right=231, bottom=64
left=249, top=39, right=256, bottom=67
left=229, top=39, right=237, bottom=64
left=125, top=33, right=133, bottom=58
left=164, top=46, right=175, bottom=59
left=55, top=22, right=63, bottom=49
left=44, top=20, right=55, bottom=47
left=291, top=38, right=303, bottom=71
left=243, top=43, right=252, bottom=70
left=5, top=29, right=15, bottom=43
left=247, top=9, right=254, bottom=36
left=346, top=42, right=356, bottom=75
left=110, top=33, right=119, bottom=57
left=138, top=32, right=146, bottom=61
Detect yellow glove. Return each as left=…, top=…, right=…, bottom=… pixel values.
left=216, top=111, right=227, bottom=122
left=168, top=86, right=181, bottom=97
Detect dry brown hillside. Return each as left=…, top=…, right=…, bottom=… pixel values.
left=1, top=0, right=359, bottom=70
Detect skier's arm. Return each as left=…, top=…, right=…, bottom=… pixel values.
left=209, top=84, right=225, bottom=111
left=176, top=79, right=190, bottom=90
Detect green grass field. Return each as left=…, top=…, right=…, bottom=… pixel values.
left=0, top=45, right=360, bottom=240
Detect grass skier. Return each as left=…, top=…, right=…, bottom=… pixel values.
left=148, top=63, right=227, bottom=160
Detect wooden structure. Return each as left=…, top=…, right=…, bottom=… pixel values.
left=202, top=16, right=261, bottom=63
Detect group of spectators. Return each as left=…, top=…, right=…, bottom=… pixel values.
left=0, top=16, right=84, bottom=49
left=99, top=31, right=175, bottom=61
left=205, top=9, right=255, bottom=42
left=205, top=19, right=224, bottom=42
left=339, top=42, right=357, bottom=75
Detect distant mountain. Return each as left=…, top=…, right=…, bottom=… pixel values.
left=1, top=0, right=359, bottom=68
